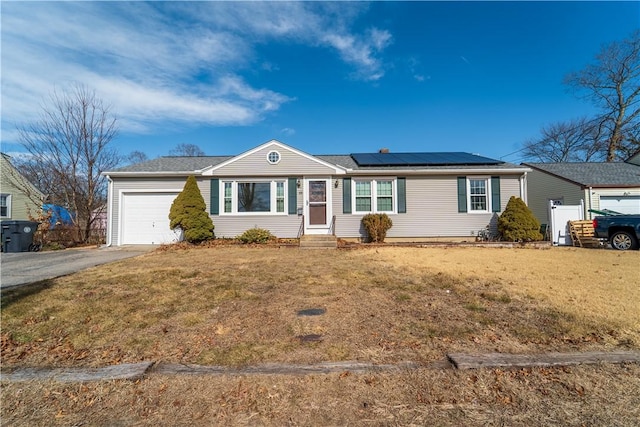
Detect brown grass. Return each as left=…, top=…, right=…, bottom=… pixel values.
left=2, top=245, right=639, bottom=425
left=2, top=364, right=639, bottom=426
left=376, top=246, right=640, bottom=341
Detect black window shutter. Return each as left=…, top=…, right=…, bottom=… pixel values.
left=491, top=176, right=501, bottom=212
left=288, top=178, right=297, bottom=215
left=210, top=179, right=219, bottom=215
left=457, top=177, right=467, bottom=213
left=343, top=177, right=352, bottom=214
left=397, top=177, right=406, bottom=213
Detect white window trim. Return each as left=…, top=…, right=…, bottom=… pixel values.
left=220, top=179, right=288, bottom=215
left=0, top=193, right=11, bottom=218
left=352, top=178, right=397, bottom=215
left=467, top=177, right=492, bottom=213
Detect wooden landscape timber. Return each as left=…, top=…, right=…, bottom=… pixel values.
left=447, top=351, right=640, bottom=370
left=3, top=351, right=639, bottom=383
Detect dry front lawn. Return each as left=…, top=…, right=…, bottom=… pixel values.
left=2, top=245, right=639, bottom=425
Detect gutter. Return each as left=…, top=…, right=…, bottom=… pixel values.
left=101, top=171, right=206, bottom=178
left=103, top=167, right=531, bottom=178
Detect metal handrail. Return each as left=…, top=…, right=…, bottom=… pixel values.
left=330, top=215, right=336, bottom=236
left=297, top=215, right=305, bottom=238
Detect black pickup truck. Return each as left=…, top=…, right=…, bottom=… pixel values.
left=593, top=214, right=640, bottom=250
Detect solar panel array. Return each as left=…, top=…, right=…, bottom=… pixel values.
left=350, top=152, right=504, bottom=167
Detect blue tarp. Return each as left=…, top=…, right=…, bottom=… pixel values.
left=42, top=204, right=75, bottom=228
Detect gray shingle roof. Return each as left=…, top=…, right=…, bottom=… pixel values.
left=107, top=152, right=525, bottom=174
left=523, top=162, right=640, bottom=187
left=109, top=156, right=232, bottom=173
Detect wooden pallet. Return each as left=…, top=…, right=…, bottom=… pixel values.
left=568, top=220, right=604, bottom=248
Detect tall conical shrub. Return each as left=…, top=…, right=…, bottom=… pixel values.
left=169, top=175, right=214, bottom=243
left=497, top=196, right=542, bottom=242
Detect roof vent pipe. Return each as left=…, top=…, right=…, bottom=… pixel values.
left=379, top=148, right=389, bottom=153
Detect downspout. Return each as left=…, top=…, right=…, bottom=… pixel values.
left=520, top=172, right=527, bottom=204
left=588, top=186, right=593, bottom=220
left=105, top=175, right=113, bottom=247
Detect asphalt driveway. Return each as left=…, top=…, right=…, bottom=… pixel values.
left=0, top=246, right=154, bottom=290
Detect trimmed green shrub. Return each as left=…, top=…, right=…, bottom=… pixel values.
left=361, top=213, right=393, bottom=243
left=497, top=196, right=543, bottom=242
left=169, top=175, right=215, bottom=243
left=237, top=227, right=275, bottom=244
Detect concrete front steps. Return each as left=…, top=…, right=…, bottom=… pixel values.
left=299, top=235, right=337, bottom=249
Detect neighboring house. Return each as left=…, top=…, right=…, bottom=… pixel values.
left=0, top=153, right=45, bottom=221
left=523, top=159, right=640, bottom=226
left=102, top=140, right=531, bottom=246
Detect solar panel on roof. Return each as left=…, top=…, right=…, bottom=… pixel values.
left=350, top=152, right=504, bottom=167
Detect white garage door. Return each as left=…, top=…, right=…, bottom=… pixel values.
left=121, top=193, right=181, bottom=244
left=600, top=195, right=640, bottom=215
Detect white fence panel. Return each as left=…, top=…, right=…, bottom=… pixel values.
left=549, top=200, right=584, bottom=246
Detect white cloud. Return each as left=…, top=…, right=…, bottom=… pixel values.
left=1, top=2, right=392, bottom=142
left=280, top=128, right=296, bottom=136
left=321, top=28, right=391, bottom=81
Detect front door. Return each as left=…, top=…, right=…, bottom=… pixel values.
left=305, top=178, right=331, bottom=234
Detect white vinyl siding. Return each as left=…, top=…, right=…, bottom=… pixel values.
left=334, top=174, right=523, bottom=239
left=526, top=169, right=587, bottom=224
left=212, top=146, right=338, bottom=176
left=107, top=172, right=528, bottom=243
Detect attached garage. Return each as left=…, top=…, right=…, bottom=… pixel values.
left=120, top=192, right=181, bottom=245
left=524, top=161, right=640, bottom=225
left=599, top=195, right=640, bottom=215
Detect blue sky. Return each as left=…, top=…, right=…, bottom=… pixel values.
left=2, top=1, right=639, bottom=164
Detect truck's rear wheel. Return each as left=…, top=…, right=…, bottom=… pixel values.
left=610, top=231, right=638, bottom=251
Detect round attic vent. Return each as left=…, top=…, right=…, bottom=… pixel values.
left=267, top=150, right=281, bottom=164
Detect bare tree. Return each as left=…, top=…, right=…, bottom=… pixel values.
left=522, top=117, right=606, bottom=162
left=127, top=150, right=149, bottom=165
left=169, top=143, right=205, bottom=156
left=16, top=84, right=120, bottom=243
left=564, top=30, right=640, bottom=161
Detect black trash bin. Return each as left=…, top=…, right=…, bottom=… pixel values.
left=0, top=221, right=39, bottom=253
